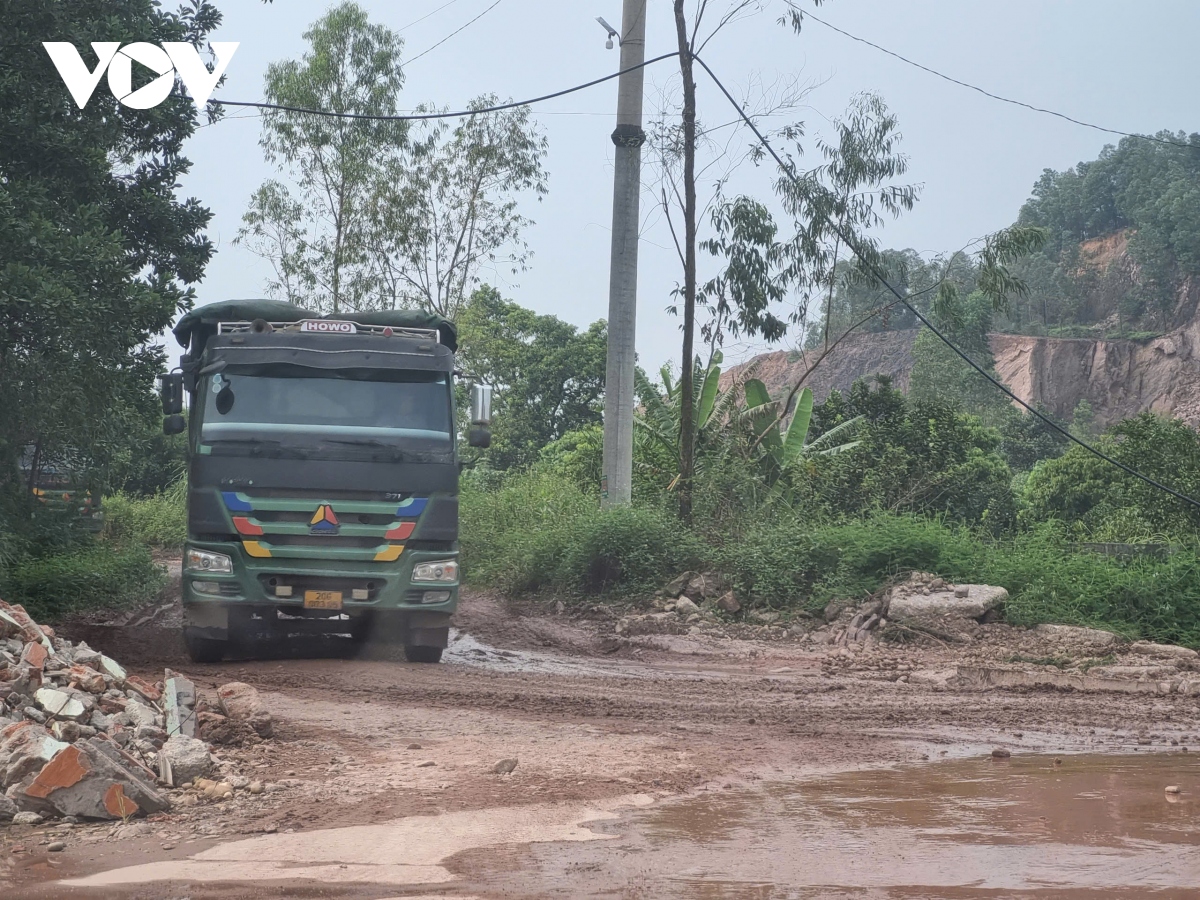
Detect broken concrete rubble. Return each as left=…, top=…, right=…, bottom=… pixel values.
left=216, top=682, right=273, bottom=738
left=160, top=735, right=212, bottom=785
left=11, top=737, right=169, bottom=820
left=0, top=597, right=265, bottom=825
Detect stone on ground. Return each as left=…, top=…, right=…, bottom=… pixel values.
left=673, top=595, right=700, bottom=615
left=1131, top=640, right=1198, bottom=660
left=887, top=583, right=1007, bottom=621
left=160, top=735, right=213, bottom=785
left=1034, top=624, right=1119, bottom=647
left=686, top=572, right=728, bottom=600
left=716, top=591, right=741, bottom=614
left=217, top=682, right=273, bottom=737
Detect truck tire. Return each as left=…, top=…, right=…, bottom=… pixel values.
left=184, top=629, right=227, bottom=663
left=404, top=645, right=443, bottom=664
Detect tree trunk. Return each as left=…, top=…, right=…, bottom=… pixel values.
left=673, top=1, right=697, bottom=521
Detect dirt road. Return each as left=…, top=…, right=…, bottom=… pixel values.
left=4, top=589, right=1199, bottom=898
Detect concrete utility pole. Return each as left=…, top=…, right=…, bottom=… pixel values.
left=600, top=0, right=648, bottom=507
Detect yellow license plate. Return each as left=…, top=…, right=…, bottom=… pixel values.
left=304, top=590, right=343, bottom=610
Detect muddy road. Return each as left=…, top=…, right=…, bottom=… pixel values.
left=4, top=588, right=1200, bottom=898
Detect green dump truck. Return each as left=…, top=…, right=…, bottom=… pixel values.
left=163, top=300, right=491, bottom=664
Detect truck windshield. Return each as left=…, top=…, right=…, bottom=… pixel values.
left=199, top=369, right=452, bottom=446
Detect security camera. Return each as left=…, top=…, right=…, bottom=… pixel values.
left=596, top=16, right=619, bottom=50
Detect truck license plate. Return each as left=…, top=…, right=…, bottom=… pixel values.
left=304, top=590, right=343, bottom=610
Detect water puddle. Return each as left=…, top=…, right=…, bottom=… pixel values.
left=470, top=753, right=1200, bottom=898
left=58, top=794, right=655, bottom=889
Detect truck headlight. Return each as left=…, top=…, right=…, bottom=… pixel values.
left=412, top=560, right=458, bottom=583
left=186, top=548, right=233, bottom=574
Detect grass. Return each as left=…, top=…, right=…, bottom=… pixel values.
left=461, top=472, right=1200, bottom=648
left=4, top=542, right=166, bottom=621
left=102, top=479, right=186, bottom=551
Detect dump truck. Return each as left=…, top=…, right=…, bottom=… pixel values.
left=163, top=300, right=490, bottom=664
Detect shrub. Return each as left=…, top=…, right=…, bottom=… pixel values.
left=461, top=470, right=705, bottom=597
left=555, top=505, right=706, bottom=595
left=725, top=514, right=980, bottom=611
left=5, top=543, right=166, bottom=620
left=460, top=470, right=596, bottom=591
left=102, top=479, right=186, bottom=551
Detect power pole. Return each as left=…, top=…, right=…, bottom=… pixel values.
left=600, top=0, right=648, bottom=507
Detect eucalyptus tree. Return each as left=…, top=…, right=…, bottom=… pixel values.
left=238, top=4, right=548, bottom=320
left=236, top=2, right=408, bottom=313
left=369, top=99, right=548, bottom=321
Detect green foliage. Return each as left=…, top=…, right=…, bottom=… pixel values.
left=555, top=506, right=705, bottom=596
left=538, top=425, right=604, bottom=491
left=807, top=378, right=1017, bottom=530
left=1021, top=413, right=1200, bottom=541
left=700, top=93, right=919, bottom=343
left=0, top=0, right=218, bottom=524
left=458, top=287, right=606, bottom=471
left=459, top=470, right=597, bottom=592
left=460, top=470, right=702, bottom=597
left=102, top=480, right=187, bottom=551
left=5, top=543, right=166, bottom=621
left=238, top=3, right=548, bottom=318
left=723, top=514, right=978, bottom=611
left=1012, top=132, right=1200, bottom=332
left=909, top=290, right=1011, bottom=425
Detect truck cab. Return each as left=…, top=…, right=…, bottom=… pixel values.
left=164, top=300, right=489, bottom=663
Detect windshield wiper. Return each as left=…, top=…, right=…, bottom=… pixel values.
left=204, top=438, right=309, bottom=459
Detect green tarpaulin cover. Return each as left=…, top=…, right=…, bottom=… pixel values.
left=174, top=300, right=457, bottom=352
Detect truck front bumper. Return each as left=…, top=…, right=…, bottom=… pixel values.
left=182, top=541, right=458, bottom=641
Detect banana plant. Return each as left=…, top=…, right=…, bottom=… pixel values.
left=634, top=352, right=736, bottom=489
left=743, top=379, right=862, bottom=482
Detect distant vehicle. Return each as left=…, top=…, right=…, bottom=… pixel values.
left=18, top=446, right=103, bottom=531
left=164, top=300, right=492, bottom=664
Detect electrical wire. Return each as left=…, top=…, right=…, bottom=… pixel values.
left=212, top=52, right=679, bottom=122
left=405, top=0, right=505, bottom=65
left=796, top=8, right=1197, bottom=151
left=399, top=0, right=464, bottom=32
left=692, top=51, right=1200, bottom=512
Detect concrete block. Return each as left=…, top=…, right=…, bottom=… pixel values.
left=14, top=738, right=168, bottom=820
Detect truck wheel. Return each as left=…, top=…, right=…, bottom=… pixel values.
left=184, top=629, right=227, bottom=663
left=404, top=645, right=443, bottom=664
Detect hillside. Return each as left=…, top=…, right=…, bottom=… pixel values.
left=725, top=318, right=1200, bottom=430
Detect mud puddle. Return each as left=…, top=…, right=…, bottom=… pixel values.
left=457, top=753, right=1200, bottom=898
left=55, top=795, right=656, bottom=891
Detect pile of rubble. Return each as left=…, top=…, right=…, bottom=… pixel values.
left=810, top=573, right=1010, bottom=648
left=0, top=599, right=272, bottom=825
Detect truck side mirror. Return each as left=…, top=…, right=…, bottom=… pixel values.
left=469, top=384, right=492, bottom=426
left=163, top=414, right=187, bottom=435
left=159, top=372, right=184, bottom=415
left=468, top=384, right=492, bottom=448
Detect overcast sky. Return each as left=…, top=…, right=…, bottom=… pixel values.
left=177, top=0, right=1199, bottom=370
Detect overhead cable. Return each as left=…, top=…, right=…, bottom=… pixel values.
left=797, top=8, right=1196, bottom=150
left=693, top=52, right=1200, bottom=512
left=406, top=0, right=506, bottom=65
left=211, top=52, right=679, bottom=122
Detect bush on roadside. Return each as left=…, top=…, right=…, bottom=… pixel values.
left=5, top=542, right=166, bottom=621
left=102, top=479, right=186, bottom=551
